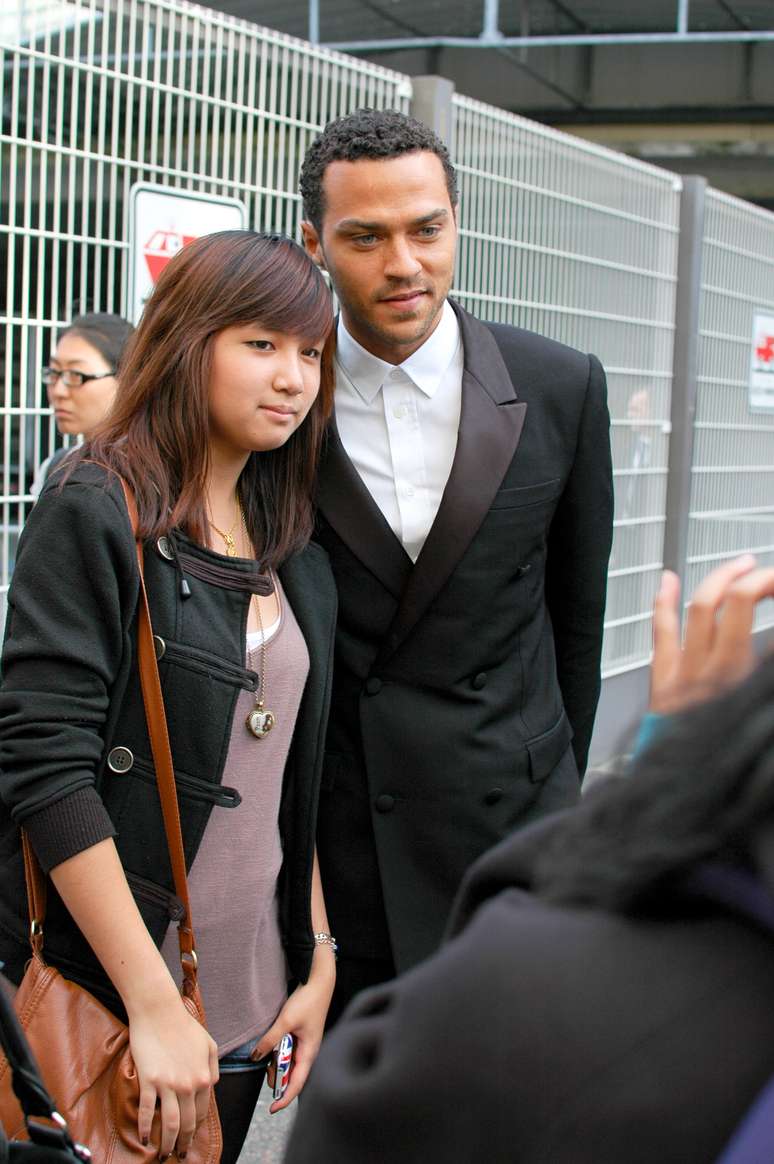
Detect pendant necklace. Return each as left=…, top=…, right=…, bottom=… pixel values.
left=238, top=504, right=276, bottom=739
left=245, top=590, right=276, bottom=739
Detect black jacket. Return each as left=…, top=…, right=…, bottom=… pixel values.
left=285, top=813, right=774, bottom=1164
left=315, top=303, right=613, bottom=971
left=0, top=463, right=336, bottom=1013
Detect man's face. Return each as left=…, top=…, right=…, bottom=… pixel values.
left=301, top=151, right=457, bottom=364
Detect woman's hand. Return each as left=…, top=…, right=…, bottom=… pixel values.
left=253, top=945, right=336, bottom=1113
left=49, top=840, right=219, bottom=1158
left=650, top=555, right=774, bottom=715
left=127, top=989, right=219, bottom=1158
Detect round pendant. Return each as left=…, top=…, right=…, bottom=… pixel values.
left=246, top=706, right=276, bottom=739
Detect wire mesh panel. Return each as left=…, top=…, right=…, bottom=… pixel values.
left=0, top=0, right=410, bottom=624
left=686, top=189, right=774, bottom=630
left=450, top=94, right=681, bottom=674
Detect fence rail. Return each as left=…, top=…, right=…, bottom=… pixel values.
left=3, top=0, right=774, bottom=681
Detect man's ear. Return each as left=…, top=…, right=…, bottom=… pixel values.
left=300, top=220, right=326, bottom=270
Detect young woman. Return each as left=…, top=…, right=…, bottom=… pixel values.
left=0, top=231, right=337, bottom=1163
left=32, top=312, right=134, bottom=495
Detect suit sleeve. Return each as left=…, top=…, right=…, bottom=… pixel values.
left=0, top=478, right=138, bottom=871
left=545, top=353, right=613, bottom=777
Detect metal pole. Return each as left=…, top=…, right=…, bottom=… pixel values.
left=662, top=175, right=706, bottom=591
left=677, top=0, right=690, bottom=35
left=308, top=0, right=319, bottom=43
left=410, top=75, right=455, bottom=145
left=481, top=0, right=502, bottom=41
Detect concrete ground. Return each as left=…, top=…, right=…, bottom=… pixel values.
left=240, top=1090, right=296, bottom=1162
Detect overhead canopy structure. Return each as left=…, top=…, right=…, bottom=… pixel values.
left=204, top=0, right=774, bottom=206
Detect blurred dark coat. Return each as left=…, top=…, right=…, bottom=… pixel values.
left=285, top=815, right=774, bottom=1164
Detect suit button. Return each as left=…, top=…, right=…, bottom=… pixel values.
left=484, top=787, right=503, bottom=805
left=472, top=672, right=488, bottom=690
left=365, top=677, right=382, bottom=695
left=153, top=635, right=166, bottom=660
left=375, top=794, right=395, bottom=813
left=107, top=746, right=134, bottom=774
left=157, top=536, right=174, bottom=561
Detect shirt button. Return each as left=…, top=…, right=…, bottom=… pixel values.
left=404, top=486, right=415, bottom=498
left=392, top=405, right=406, bottom=419
left=365, top=677, right=382, bottom=695
left=107, top=746, right=134, bottom=774
left=389, top=368, right=402, bottom=380
left=375, top=794, right=395, bottom=813
left=484, top=788, right=504, bottom=806
left=472, top=672, right=488, bottom=690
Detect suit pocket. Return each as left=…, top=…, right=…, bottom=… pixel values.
left=526, top=710, right=573, bottom=784
left=490, top=478, right=561, bottom=510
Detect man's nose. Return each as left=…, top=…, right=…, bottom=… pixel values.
left=383, top=237, right=422, bottom=281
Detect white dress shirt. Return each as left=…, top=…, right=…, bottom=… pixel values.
left=335, top=301, right=464, bottom=563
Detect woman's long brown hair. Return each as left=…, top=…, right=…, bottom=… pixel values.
left=84, top=230, right=334, bottom=569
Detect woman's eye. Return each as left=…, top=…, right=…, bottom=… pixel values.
left=246, top=339, right=273, bottom=350
left=303, top=347, right=322, bottom=360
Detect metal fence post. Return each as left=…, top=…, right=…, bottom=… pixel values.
left=409, top=76, right=455, bottom=144
left=663, top=175, right=707, bottom=585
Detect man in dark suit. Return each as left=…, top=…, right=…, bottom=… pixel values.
left=299, top=108, right=613, bottom=1021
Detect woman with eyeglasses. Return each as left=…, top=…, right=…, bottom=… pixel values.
left=32, top=313, right=134, bottom=496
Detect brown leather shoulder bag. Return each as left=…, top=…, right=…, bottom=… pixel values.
left=0, top=479, right=222, bottom=1163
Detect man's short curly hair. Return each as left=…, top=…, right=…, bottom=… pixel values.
left=299, top=108, right=458, bottom=232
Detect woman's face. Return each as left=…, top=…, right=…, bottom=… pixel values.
left=207, top=324, right=324, bottom=466
left=46, top=334, right=119, bottom=438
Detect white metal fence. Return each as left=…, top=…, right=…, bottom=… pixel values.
left=0, top=0, right=410, bottom=623
left=4, top=0, right=774, bottom=674
left=450, top=94, right=682, bottom=675
left=685, top=188, right=774, bottom=629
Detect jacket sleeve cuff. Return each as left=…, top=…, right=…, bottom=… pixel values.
left=23, top=787, right=117, bottom=874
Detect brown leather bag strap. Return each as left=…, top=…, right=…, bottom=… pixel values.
left=119, top=479, right=199, bottom=988
left=19, top=474, right=199, bottom=990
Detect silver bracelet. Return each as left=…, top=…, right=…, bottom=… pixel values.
left=313, top=931, right=338, bottom=955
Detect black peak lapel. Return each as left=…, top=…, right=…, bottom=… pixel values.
left=316, top=421, right=413, bottom=600
left=375, top=303, right=527, bottom=663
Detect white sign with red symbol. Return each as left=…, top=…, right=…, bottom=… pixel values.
left=128, top=183, right=247, bottom=324
left=750, top=311, right=774, bottom=413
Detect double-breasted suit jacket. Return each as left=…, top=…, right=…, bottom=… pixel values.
left=315, top=301, right=613, bottom=972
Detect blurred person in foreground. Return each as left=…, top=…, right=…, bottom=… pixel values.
left=285, top=554, right=774, bottom=1164
left=32, top=312, right=134, bottom=496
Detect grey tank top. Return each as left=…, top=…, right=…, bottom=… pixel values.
left=161, top=576, right=310, bottom=1054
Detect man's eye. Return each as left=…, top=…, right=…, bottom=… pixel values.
left=353, top=234, right=377, bottom=246
left=417, top=225, right=441, bottom=238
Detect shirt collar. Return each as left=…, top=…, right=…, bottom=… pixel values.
left=336, top=301, right=461, bottom=404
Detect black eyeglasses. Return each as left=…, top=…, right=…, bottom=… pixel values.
left=42, top=367, right=115, bottom=388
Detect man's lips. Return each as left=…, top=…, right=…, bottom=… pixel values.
left=380, top=289, right=429, bottom=307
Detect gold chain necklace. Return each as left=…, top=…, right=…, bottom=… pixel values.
left=208, top=501, right=240, bottom=558
left=239, top=505, right=277, bottom=739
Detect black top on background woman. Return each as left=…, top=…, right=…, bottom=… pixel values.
left=0, top=230, right=338, bottom=1164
